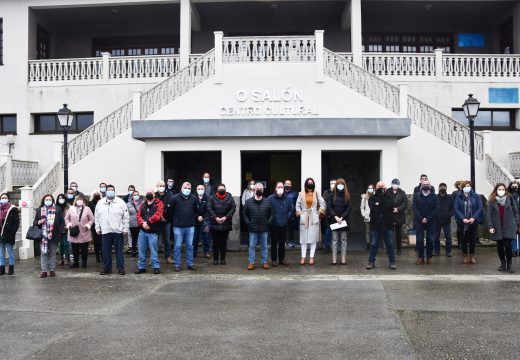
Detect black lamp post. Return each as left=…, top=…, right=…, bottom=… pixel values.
left=57, top=104, right=74, bottom=193
left=462, top=94, right=480, bottom=190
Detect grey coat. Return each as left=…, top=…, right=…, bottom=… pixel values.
left=127, top=199, right=143, bottom=228
left=487, top=196, right=519, bottom=241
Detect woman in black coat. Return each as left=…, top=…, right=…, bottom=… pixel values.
left=33, top=194, right=64, bottom=278
left=326, top=178, right=351, bottom=265
left=0, top=193, right=20, bottom=275
left=487, top=183, right=519, bottom=273
left=207, top=184, right=236, bottom=265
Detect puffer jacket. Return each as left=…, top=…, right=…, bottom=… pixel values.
left=243, top=197, right=273, bottom=232
left=207, top=193, right=236, bottom=232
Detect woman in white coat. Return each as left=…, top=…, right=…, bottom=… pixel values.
left=296, top=177, right=326, bottom=265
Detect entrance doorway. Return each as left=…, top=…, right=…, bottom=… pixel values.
left=163, top=151, right=221, bottom=193
left=240, top=151, right=301, bottom=244
left=321, top=151, right=380, bottom=250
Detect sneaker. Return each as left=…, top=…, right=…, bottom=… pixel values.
left=187, top=265, right=197, bottom=271
left=389, top=263, right=397, bottom=270
left=153, top=268, right=160, bottom=274
left=366, top=263, right=375, bottom=270
left=100, top=270, right=111, bottom=275
left=118, top=270, right=126, bottom=276
left=135, top=269, right=146, bottom=274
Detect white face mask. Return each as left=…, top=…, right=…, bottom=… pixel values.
left=497, top=190, right=506, bottom=197
left=158, top=186, right=165, bottom=193
left=58, top=199, right=66, bottom=205
left=336, top=184, right=345, bottom=191
left=76, top=200, right=84, bottom=207
left=367, top=188, right=374, bottom=194
left=197, top=189, right=204, bottom=196
left=249, top=184, right=255, bottom=190
left=276, top=188, right=284, bottom=195
left=392, top=184, right=399, bottom=190
left=133, top=195, right=140, bottom=201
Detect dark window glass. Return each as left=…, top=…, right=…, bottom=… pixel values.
left=363, top=33, right=453, bottom=53
left=474, top=111, right=492, bottom=127
left=36, top=26, right=50, bottom=60
left=0, top=114, right=16, bottom=134
left=451, top=109, right=515, bottom=129
left=76, top=113, right=94, bottom=131
left=36, top=115, right=57, bottom=132
left=493, top=111, right=511, bottom=127
left=34, top=112, right=93, bottom=133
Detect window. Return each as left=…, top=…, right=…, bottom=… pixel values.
left=363, top=33, right=453, bottom=53
left=452, top=109, right=516, bottom=130
left=0, top=18, right=3, bottom=65
left=34, top=112, right=94, bottom=134
left=0, top=114, right=16, bottom=134
left=36, top=26, right=50, bottom=60
left=93, top=36, right=178, bottom=57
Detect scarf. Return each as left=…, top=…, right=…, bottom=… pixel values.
left=215, top=191, right=227, bottom=201
left=463, top=194, right=473, bottom=233
left=41, top=205, right=56, bottom=254
left=0, top=202, right=11, bottom=224
left=496, top=195, right=506, bottom=206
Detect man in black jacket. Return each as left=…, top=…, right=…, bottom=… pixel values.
left=435, top=183, right=454, bottom=257
left=387, top=178, right=408, bottom=255
left=170, top=182, right=198, bottom=272
left=193, top=184, right=210, bottom=259
left=413, top=174, right=435, bottom=194
left=156, top=180, right=174, bottom=264
left=243, top=182, right=273, bottom=270
left=413, top=180, right=438, bottom=264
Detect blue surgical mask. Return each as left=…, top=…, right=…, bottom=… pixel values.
left=203, top=178, right=210, bottom=184
left=67, top=194, right=74, bottom=200
left=0, top=199, right=8, bottom=205
left=44, top=200, right=53, bottom=207
left=463, top=187, right=471, bottom=194
left=182, top=189, right=191, bottom=197
left=133, top=195, right=140, bottom=201
left=336, top=184, right=345, bottom=191
left=106, top=190, right=115, bottom=198
left=367, top=188, right=374, bottom=194
left=99, top=187, right=106, bottom=193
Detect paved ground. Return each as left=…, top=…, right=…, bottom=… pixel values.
left=1, top=247, right=520, bottom=359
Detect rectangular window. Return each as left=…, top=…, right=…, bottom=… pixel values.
left=92, top=36, right=178, bottom=57
left=0, top=114, right=16, bottom=134
left=451, top=108, right=516, bottom=130
left=363, top=33, right=453, bottom=53
left=34, top=112, right=94, bottom=134
left=36, top=26, right=50, bottom=60
left=0, top=18, right=3, bottom=65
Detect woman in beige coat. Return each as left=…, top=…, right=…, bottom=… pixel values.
left=65, top=195, right=95, bottom=268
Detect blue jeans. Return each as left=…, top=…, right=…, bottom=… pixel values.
left=435, top=222, right=452, bottom=255
left=138, top=231, right=159, bottom=270
left=248, top=232, right=268, bottom=264
left=416, top=221, right=436, bottom=259
left=368, top=229, right=395, bottom=264
left=173, top=226, right=194, bottom=267
left=193, top=225, right=210, bottom=257
left=324, top=226, right=332, bottom=250
left=160, top=222, right=172, bottom=259
left=102, top=233, right=125, bottom=272
left=0, top=243, right=15, bottom=266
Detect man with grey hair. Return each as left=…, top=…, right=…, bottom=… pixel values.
left=169, top=182, right=198, bottom=272
left=155, top=180, right=174, bottom=264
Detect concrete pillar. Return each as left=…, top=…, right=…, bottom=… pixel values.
left=101, top=52, right=110, bottom=82
left=214, top=31, right=224, bottom=84
left=350, top=0, right=362, bottom=66
left=54, top=140, right=64, bottom=193
left=0, top=153, right=13, bottom=192
left=315, top=30, right=325, bottom=83
left=180, top=0, right=192, bottom=68
left=434, top=48, right=443, bottom=80
left=514, top=0, right=520, bottom=54
left=398, top=84, right=408, bottom=118
left=301, top=148, right=322, bottom=194
left=221, top=148, right=241, bottom=251
left=481, top=130, right=493, bottom=155
left=132, top=91, right=141, bottom=121
left=18, top=186, right=34, bottom=260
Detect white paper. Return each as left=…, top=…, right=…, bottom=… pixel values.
left=330, top=220, right=348, bottom=230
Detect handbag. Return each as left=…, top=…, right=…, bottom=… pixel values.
left=26, top=226, right=42, bottom=241
left=69, top=207, right=84, bottom=237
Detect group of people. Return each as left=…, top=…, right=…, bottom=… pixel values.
left=1, top=172, right=519, bottom=278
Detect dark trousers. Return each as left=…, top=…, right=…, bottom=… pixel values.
left=271, top=225, right=287, bottom=262
left=129, top=227, right=140, bottom=254
left=456, top=223, right=463, bottom=249
left=393, top=223, right=402, bottom=251
left=102, top=233, right=124, bottom=272
left=461, top=223, right=478, bottom=255
left=71, top=242, right=89, bottom=265
left=416, top=221, right=436, bottom=259
left=287, top=218, right=297, bottom=242
left=91, top=227, right=102, bottom=260
left=435, top=222, right=452, bottom=255
left=211, top=230, right=229, bottom=261
left=497, top=239, right=513, bottom=262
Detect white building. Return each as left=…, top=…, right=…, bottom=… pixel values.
left=0, top=0, right=519, bottom=257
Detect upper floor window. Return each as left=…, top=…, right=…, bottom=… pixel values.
left=0, top=18, right=3, bottom=65
left=36, top=26, right=50, bottom=60
left=33, top=112, right=93, bottom=134
left=93, top=36, right=178, bottom=57
left=452, top=108, right=516, bottom=130
left=0, top=114, right=16, bottom=134
left=363, top=33, right=453, bottom=53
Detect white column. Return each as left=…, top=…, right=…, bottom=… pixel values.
left=301, top=148, right=322, bottom=194
left=221, top=147, right=241, bottom=197
left=398, top=84, right=408, bottom=118
left=180, top=0, right=192, bottom=68
left=481, top=130, right=493, bottom=155
left=514, top=0, right=520, bottom=54
left=434, top=48, right=443, bottom=80
left=350, top=0, right=362, bottom=66
left=214, top=31, right=224, bottom=84
left=315, top=30, right=324, bottom=83
left=19, top=186, right=34, bottom=260
left=101, top=52, right=110, bottom=82
left=0, top=153, right=13, bottom=192
left=132, top=91, right=141, bottom=121
left=54, top=140, right=64, bottom=193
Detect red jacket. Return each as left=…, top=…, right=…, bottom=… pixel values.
left=137, top=198, right=164, bottom=233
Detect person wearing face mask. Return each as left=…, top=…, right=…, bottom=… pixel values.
left=387, top=179, right=407, bottom=256
left=412, top=180, right=438, bottom=265
left=89, top=191, right=103, bottom=263
left=34, top=194, right=64, bottom=278
left=361, top=184, right=374, bottom=251
left=243, top=182, right=273, bottom=270
left=99, top=182, right=108, bottom=198
left=366, top=182, right=396, bottom=270
left=327, top=178, right=351, bottom=265
left=155, top=180, right=174, bottom=264
left=165, top=178, right=176, bottom=196
left=435, top=183, right=454, bottom=257
left=413, top=174, right=435, bottom=194
left=508, top=180, right=520, bottom=256
left=321, top=179, right=336, bottom=253
left=65, top=195, right=94, bottom=269
left=127, top=190, right=143, bottom=257
left=268, top=181, right=294, bottom=267
left=202, top=172, right=213, bottom=198
left=56, top=194, right=71, bottom=266
left=66, top=188, right=76, bottom=205
left=69, top=182, right=84, bottom=198
left=283, top=179, right=298, bottom=247
left=0, top=193, right=19, bottom=276
left=169, top=182, right=198, bottom=272
left=241, top=179, right=256, bottom=206
left=135, top=189, right=164, bottom=274
left=454, top=181, right=483, bottom=264
left=95, top=185, right=129, bottom=276
left=122, top=185, right=136, bottom=204
left=452, top=180, right=464, bottom=250
left=487, top=183, right=519, bottom=273
left=207, top=184, right=236, bottom=265
left=295, top=178, right=326, bottom=266
left=193, top=184, right=211, bottom=259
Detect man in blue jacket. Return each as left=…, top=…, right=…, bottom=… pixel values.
left=269, top=182, right=294, bottom=266
left=413, top=180, right=438, bottom=265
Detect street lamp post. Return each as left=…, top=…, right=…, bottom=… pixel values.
left=56, top=104, right=74, bottom=193
left=462, top=94, right=480, bottom=190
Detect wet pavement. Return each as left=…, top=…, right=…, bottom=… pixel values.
left=1, top=247, right=520, bottom=359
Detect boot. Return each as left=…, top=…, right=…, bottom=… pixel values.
left=0, top=265, right=5, bottom=276
left=507, top=261, right=514, bottom=273
left=7, top=265, right=14, bottom=275
left=499, top=259, right=506, bottom=271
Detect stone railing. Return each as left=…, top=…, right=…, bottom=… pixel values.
left=408, top=96, right=484, bottom=160
left=223, top=36, right=316, bottom=63
left=11, top=160, right=39, bottom=187
left=486, top=154, right=515, bottom=187
left=140, top=49, right=215, bottom=118
left=362, top=52, right=436, bottom=77
left=31, top=162, right=60, bottom=206
left=29, top=57, right=103, bottom=82
left=443, top=54, right=520, bottom=78
left=109, top=55, right=182, bottom=79
left=0, top=162, right=6, bottom=194
left=509, top=152, right=520, bottom=178
left=323, top=49, right=400, bottom=114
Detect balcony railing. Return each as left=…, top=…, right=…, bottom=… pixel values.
left=509, top=152, right=520, bottom=178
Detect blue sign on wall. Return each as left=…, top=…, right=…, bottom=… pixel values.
left=489, top=88, right=519, bottom=104
left=458, top=33, right=485, bottom=48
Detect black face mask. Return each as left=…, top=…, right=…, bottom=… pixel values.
left=512, top=187, right=519, bottom=193
left=376, top=188, right=385, bottom=195
left=146, top=193, right=154, bottom=201
left=217, top=189, right=226, bottom=195
left=439, top=189, right=447, bottom=195
left=255, top=190, right=263, bottom=197
left=307, top=183, right=315, bottom=191
left=284, top=186, right=291, bottom=192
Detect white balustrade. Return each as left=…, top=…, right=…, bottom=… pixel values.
left=31, top=162, right=61, bottom=207
left=28, top=58, right=103, bottom=82
left=486, top=154, right=516, bottom=187
left=109, top=55, right=181, bottom=79
left=223, top=36, right=316, bottom=63
left=323, top=49, right=400, bottom=114
left=362, top=53, right=436, bottom=77
left=336, top=52, right=353, bottom=63
left=0, top=162, right=6, bottom=193
left=11, top=160, right=39, bottom=187
left=509, top=152, right=520, bottom=178
left=443, top=54, right=520, bottom=78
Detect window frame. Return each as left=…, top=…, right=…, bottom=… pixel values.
left=363, top=32, right=453, bottom=53
left=0, top=114, right=17, bottom=135
left=451, top=108, right=516, bottom=130
left=33, top=112, right=94, bottom=134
